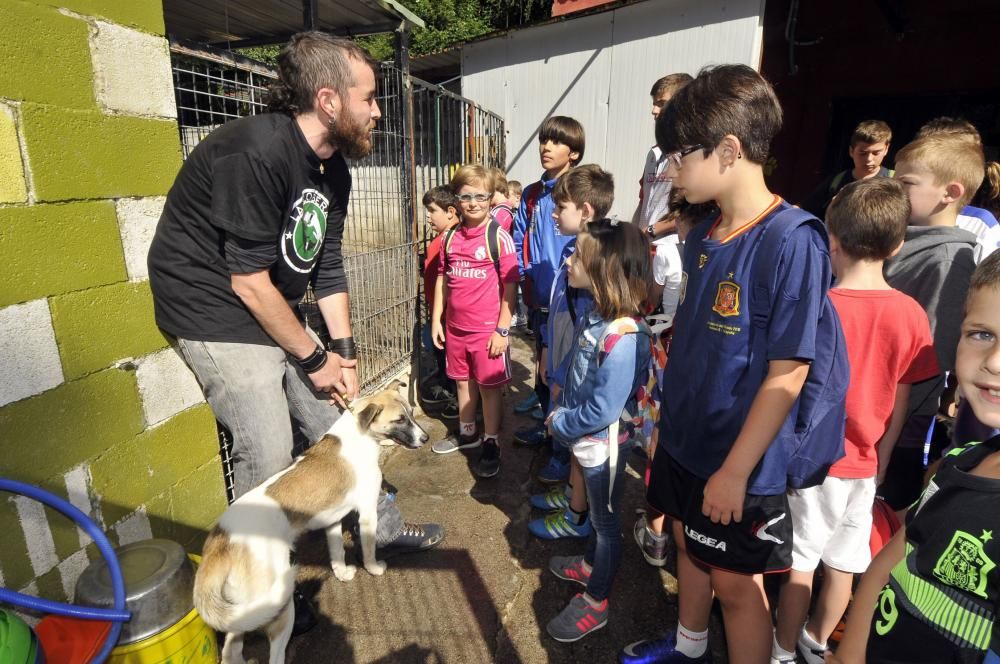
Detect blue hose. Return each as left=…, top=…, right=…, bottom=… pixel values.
left=0, top=477, right=130, bottom=664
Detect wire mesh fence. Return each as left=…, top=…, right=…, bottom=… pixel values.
left=169, top=45, right=505, bottom=502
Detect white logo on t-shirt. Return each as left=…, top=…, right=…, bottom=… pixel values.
left=475, top=246, right=487, bottom=261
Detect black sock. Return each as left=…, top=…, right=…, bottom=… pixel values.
left=567, top=508, right=587, bottom=526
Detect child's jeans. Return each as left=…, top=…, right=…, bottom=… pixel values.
left=580, top=442, right=628, bottom=602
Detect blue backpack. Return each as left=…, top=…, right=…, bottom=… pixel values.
left=748, top=207, right=850, bottom=489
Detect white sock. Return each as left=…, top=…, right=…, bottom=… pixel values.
left=484, top=432, right=498, bottom=443
left=799, top=625, right=826, bottom=651
left=675, top=622, right=708, bottom=658
left=772, top=633, right=795, bottom=660
left=460, top=421, right=475, bottom=436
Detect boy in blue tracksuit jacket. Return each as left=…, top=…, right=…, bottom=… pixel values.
left=512, top=116, right=586, bottom=478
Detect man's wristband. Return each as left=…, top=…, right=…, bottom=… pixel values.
left=329, top=336, right=357, bottom=360
left=296, top=344, right=328, bottom=374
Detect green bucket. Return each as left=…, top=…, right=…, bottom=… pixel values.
left=0, top=609, right=45, bottom=664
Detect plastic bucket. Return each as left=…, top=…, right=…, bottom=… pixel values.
left=106, top=606, right=216, bottom=664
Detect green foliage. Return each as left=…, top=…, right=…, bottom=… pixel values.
left=239, top=45, right=280, bottom=65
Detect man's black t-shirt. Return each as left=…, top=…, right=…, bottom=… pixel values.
left=148, top=113, right=350, bottom=345
left=802, top=166, right=893, bottom=219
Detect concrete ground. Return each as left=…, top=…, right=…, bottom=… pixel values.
left=247, top=331, right=728, bottom=663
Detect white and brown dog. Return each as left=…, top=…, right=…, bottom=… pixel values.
left=193, top=381, right=427, bottom=664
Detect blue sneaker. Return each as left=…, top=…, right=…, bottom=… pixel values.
left=619, top=633, right=710, bottom=664
left=514, top=392, right=540, bottom=413
left=538, top=456, right=570, bottom=484
left=530, top=405, right=546, bottom=421
left=528, top=509, right=591, bottom=540
left=514, top=425, right=548, bottom=447
left=529, top=485, right=571, bottom=511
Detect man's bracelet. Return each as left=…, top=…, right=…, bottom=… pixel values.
left=296, top=344, right=328, bottom=374
left=329, top=337, right=357, bottom=360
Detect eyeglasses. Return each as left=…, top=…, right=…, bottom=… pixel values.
left=457, top=193, right=491, bottom=203
left=665, top=144, right=705, bottom=169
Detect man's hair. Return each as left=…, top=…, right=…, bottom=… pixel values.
left=916, top=117, right=982, bottom=145
left=650, top=73, right=693, bottom=99
left=508, top=180, right=523, bottom=197
left=850, top=120, right=892, bottom=148
left=422, top=185, right=457, bottom=211
left=969, top=250, right=1000, bottom=298
left=896, top=136, right=986, bottom=208
left=450, top=164, right=492, bottom=194
left=552, top=164, right=615, bottom=219
left=575, top=220, right=650, bottom=319
left=655, top=64, right=782, bottom=165
left=267, top=31, right=377, bottom=114
left=489, top=167, right=508, bottom=196
left=826, top=178, right=909, bottom=260
left=539, top=116, right=586, bottom=165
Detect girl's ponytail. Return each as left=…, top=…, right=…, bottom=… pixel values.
left=973, top=161, right=1000, bottom=219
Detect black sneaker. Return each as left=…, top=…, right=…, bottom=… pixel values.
left=376, top=522, right=446, bottom=559
left=432, top=430, right=481, bottom=454
left=440, top=400, right=459, bottom=420
left=421, top=383, right=455, bottom=405
left=476, top=438, right=501, bottom=478
left=291, top=589, right=318, bottom=636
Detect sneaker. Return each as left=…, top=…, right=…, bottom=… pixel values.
left=528, top=509, right=591, bottom=540
left=514, top=425, right=548, bottom=447
left=633, top=514, right=668, bottom=567
left=620, top=633, right=710, bottom=663
left=475, top=438, right=501, bottom=478
left=421, top=383, right=455, bottom=405
left=511, top=313, right=527, bottom=328
left=439, top=400, right=459, bottom=420
left=514, top=392, right=540, bottom=413
left=538, top=456, right=570, bottom=484
left=291, top=589, right=318, bottom=636
left=547, top=593, right=608, bottom=642
left=529, top=485, right=571, bottom=512
left=770, top=656, right=795, bottom=664
left=529, top=405, right=546, bottom=421
left=548, top=554, right=591, bottom=587
left=375, top=522, right=445, bottom=559
left=432, top=431, right=481, bottom=454
left=796, top=630, right=826, bottom=664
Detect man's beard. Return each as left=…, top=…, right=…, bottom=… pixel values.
left=327, top=110, right=373, bottom=160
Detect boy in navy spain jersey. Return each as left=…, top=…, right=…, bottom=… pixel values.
left=620, top=65, right=842, bottom=664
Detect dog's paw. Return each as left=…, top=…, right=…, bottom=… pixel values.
left=365, top=560, right=387, bottom=576
left=331, top=562, right=357, bottom=581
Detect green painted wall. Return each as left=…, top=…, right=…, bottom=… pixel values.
left=0, top=0, right=224, bottom=599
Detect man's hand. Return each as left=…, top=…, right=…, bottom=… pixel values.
left=432, top=319, right=446, bottom=350
left=702, top=465, right=748, bottom=525
left=306, top=352, right=358, bottom=408
left=487, top=332, right=508, bottom=358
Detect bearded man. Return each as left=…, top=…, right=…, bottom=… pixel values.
left=148, top=32, right=443, bottom=572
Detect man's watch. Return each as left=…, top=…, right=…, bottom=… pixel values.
left=495, top=326, right=510, bottom=337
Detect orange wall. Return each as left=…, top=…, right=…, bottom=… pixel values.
left=551, top=0, right=618, bottom=17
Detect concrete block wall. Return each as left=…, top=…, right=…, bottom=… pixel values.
left=0, top=0, right=225, bottom=602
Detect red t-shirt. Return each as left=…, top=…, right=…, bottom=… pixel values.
left=423, top=233, right=445, bottom=312
left=438, top=222, right=519, bottom=331
left=828, top=288, right=940, bottom=478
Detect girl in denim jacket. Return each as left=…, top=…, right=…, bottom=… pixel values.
left=543, top=219, right=653, bottom=642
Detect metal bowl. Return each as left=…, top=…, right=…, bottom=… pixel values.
left=75, top=539, right=194, bottom=645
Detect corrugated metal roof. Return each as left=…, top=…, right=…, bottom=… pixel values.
left=163, top=0, right=425, bottom=46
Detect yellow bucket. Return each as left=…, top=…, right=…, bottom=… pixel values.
left=107, top=605, right=217, bottom=664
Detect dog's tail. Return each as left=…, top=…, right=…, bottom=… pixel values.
left=194, top=529, right=296, bottom=634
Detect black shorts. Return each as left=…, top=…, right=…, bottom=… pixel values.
left=646, top=450, right=792, bottom=574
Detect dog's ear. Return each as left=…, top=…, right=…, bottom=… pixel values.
left=388, top=379, right=407, bottom=394
left=357, top=403, right=383, bottom=432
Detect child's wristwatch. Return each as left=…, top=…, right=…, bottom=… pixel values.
left=495, top=326, right=510, bottom=337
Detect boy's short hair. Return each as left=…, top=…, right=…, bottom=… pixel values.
left=450, top=164, right=492, bottom=194
left=489, top=167, right=508, bottom=196
left=508, top=180, right=523, bottom=197
left=552, top=164, right=615, bottom=219
left=850, top=120, right=892, bottom=147
left=650, top=73, right=693, bottom=99
left=539, top=116, right=586, bottom=165
left=422, top=184, right=457, bottom=211
left=969, top=250, right=1000, bottom=298
left=916, top=117, right=981, bottom=145
left=896, top=136, right=986, bottom=208
left=655, top=64, right=782, bottom=165
left=826, top=178, right=909, bottom=261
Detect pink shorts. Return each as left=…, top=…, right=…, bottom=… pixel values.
left=445, top=326, right=511, bottom=387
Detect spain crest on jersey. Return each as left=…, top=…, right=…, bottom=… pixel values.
left=933, top=530, right=996, bottom=598
left=712, top=280, right=741, bottom=317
